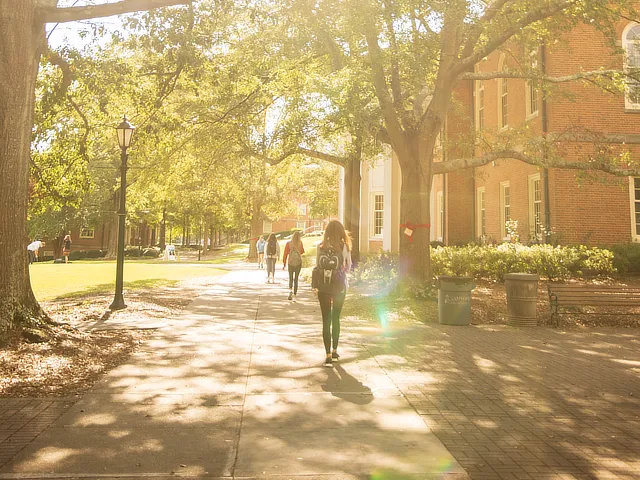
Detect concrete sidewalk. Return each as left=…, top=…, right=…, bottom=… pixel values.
left=0, top=267, right=467, bottom=479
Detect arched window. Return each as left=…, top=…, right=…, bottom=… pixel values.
left=498, top=54, right=508, bottom=129
left=623, top=23, right=640, bottom=110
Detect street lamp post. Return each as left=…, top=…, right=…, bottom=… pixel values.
left=110, top=116, right=135, bottom=311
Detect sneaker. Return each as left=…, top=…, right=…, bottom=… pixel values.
left=292, top=294, right=297, bottom=303
left=323, top=357, right=333, bottom=368
left=288, top=291, right=293, bottom=300
left=331, top=351, right=340, bottom=362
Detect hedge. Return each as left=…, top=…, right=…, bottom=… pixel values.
left=351, top=244, right=623, bottom=284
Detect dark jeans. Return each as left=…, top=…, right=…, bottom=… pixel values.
left=288, top=264, right=301, bottom=294
left=318, top=291, right=346, bottom=354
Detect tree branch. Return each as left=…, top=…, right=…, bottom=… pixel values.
left=433, top=149, right=640, bottom=176
left=363, top=18, right=409, bottom=158
left=455, top=0, right=578, bottom=74
left=37, top=0, right=190, bottom=24
left=461, top=69, right=630, bottom=83
left=461, top=0, right=514, bottom=59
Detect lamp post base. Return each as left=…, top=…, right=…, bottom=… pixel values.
left=109, top=295, right=127, bottom=311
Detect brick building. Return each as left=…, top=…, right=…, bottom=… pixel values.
left=443, top=20, right=640, bottom=246
left=358, top=18, right=640, bottom=252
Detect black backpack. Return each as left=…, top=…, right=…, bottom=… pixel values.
left=266, top=238, right=277, bottom=256
left=312, top=245, right=346, bottom=293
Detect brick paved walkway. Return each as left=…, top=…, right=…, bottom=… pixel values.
left=341, top=318, right=640, bottom=480
left=0, top=399, right=74, bottom=467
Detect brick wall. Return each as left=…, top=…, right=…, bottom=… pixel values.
left=445, top=19, right=640, bottom=246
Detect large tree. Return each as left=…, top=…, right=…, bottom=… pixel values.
left=284, top=0, right=640, bottom=283
left=0, top=0, right=188, bottom=332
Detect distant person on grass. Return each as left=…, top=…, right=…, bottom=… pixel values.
left=282, top=230, right=305, bottom=301
left=264, top=233, right=280, bottom=284
left=312, top=220, right=352, bottom=368
left=62, top=234, right=72, bottom=263
left=27, top=240, right=45, bottom=264
left=257, top=235, right=266, bottom=269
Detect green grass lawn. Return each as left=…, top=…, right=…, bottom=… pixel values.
left=29, top=262, right=226, bottom=301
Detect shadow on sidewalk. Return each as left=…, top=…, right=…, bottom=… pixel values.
left=321, top=364, right=375, bottom=405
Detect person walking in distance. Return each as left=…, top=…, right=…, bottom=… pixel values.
left=257, top=235, right=266, bottom=269
left=62, top=234, right=72, bottom=263
left=283, top=231, right=305, bottom=301
left=313, top=220, right=352, bottom=368
left=264, top=233, right=280, bottom=283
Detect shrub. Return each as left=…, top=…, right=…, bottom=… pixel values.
left=354, top=244, right=616, bottom=286
left=143, top=247, right=161, bottom=258
left=610, top=243, right=640, bottom=274
left=124, top=246, right=140, bottom=257
left=86, top=250, right=104, bottom=259
left=351, top=251, right=398, bottom=286
left=68, top=250, right=87, bottom=261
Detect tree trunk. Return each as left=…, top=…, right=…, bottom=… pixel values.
left=343, top=162, right=352, bottom=233
left=350, top=156, right=361, bottom=264
left=398, top=147, right=432, bottom=284
left=0, top=2, right=47, bottom=330
left=159, top=207, right=166, bottom=250
left=248, top=198, right=262, bottom=261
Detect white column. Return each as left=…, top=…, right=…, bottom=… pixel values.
left=360, top=163, right=370, bottom=255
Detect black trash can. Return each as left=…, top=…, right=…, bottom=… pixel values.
left=436, top=276, right=475, bottom=325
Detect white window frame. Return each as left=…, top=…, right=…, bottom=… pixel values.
left=475, top=65, right=485, bottom=130
left=313, top=220, right=323, bottom=231
left=296, top=220, right=306, bottom=230
left=630, top=177, right=640, bottom=241
left=528, top=174, right=542, bottom=240
left=262, top=220, right=273, bottom=233
left=436, top=191, right=444, bottom=242
left=297, top=203, right=307, bottom=216
left=371, top=193, right=384, bottom=238
left=476, top=187, right=486, bottom=238
left=623, top=23, right=640, bottom=111
left=500, top=181, right=511, bottom=240
left=79, top=227, right=95, bottom=239
left=498, top=54, right=508, bottom=130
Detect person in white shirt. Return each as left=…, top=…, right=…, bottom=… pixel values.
left=27, top=240, right=45, bottom=264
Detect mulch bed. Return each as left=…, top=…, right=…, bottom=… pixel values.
left=0, top=277, right=219, bottom=398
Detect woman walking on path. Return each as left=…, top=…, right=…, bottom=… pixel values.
left=62, top=234, right=72, bottom=264
left=257, top=236, right=266, bottom=268
left=314, top=220, right=352, bottom=368
left=282, top=231, right=305, bottom=301
left=264, top=233, right=280, bottom=283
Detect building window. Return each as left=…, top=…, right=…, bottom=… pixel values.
left=500, top=182, right=511, bottom=240
left=624, top=24, right=640, bottom=110
left=476, top=80, right=485, bottom=130
left=296, top=220, right=306, bottom=230
left=297, top=204, right=307, bottom=216
left=529, top=174, right=542, bottom=240
left=313, top=220, right=323, bottom=231
left=79, top=227, right=95, bottom=239
left=476, top=187, right=486, bottom=238
left=372, top=194, right=384, bottom=237
left=526, top=52, right=539, bottom=118
left=436, top=191, right=444, bottom=242
left=498, top=55, right=508, bottom=130
left=631, top=178, right=640, bottom=240
left=262, top=220, right=272, bottom=233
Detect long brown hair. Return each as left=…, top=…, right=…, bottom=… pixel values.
left=321, top=220, right=351, bottom=252
left=291, top=230, right=302, bottom=250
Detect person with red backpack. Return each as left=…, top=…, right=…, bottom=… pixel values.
left=282, top=230, right=305, bottom=301
left=311, top=220, right=352, bottom=368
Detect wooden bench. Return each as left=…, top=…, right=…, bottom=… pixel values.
left=548, top=283, right=640, bottom=325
